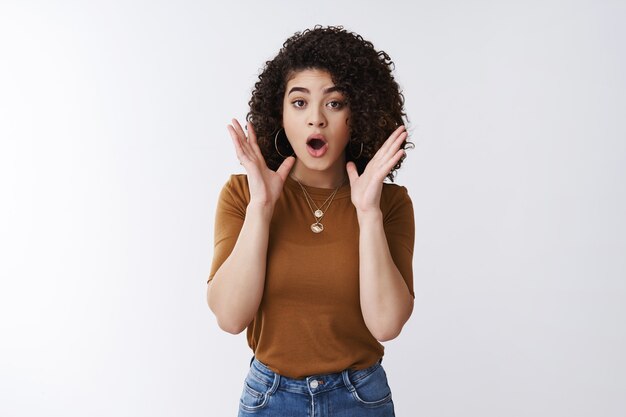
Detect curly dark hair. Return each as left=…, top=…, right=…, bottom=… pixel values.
left=247, top=25, right=411, bottom=181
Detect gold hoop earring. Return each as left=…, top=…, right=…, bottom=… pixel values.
left=349, top=140, right=363, bottom=159
left=274, top=128, right=294, bottom=158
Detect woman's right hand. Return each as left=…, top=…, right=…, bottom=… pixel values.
left=227, top=119, right=295, bottom=208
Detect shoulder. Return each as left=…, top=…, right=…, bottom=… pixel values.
left=224, top=174, right=249, bottom=193
left=380, top=182, right=414, bottom=232
left=381, top=182, right=412, bottom=207
left=218, top=174, right=250, bottom=206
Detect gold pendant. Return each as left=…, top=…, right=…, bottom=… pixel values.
left=311, top=222, right=324, bottom=233
left=314, top=209, right=323, bottom=218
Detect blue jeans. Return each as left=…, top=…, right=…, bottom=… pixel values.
left=238, top=357, right=395, bottom=416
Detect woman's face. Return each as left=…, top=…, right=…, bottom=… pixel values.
left=282, top=68, right=351, bottom=183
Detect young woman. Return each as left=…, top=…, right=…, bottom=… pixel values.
left=207, top=26, right=415, bottom=416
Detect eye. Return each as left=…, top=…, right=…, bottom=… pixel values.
left=292, top=99, right=306, bottom=108
left=327, top=100, right=345, bottom=110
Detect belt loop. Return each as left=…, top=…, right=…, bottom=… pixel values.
left=268, top=369, right=281, bottom=395
left=342, top=370, right=355, bottom=393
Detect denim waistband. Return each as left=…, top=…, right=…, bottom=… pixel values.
left=247, top=357, right=383, bottom=395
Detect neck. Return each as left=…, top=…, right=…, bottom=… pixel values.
left=290, top=162, right=347, bottom=189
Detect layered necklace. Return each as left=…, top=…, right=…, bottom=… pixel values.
left=292, top=176, right=344, bottom=233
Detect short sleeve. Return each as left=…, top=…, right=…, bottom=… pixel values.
left=381, top=184, right=415, bottom=297
left=207, top=175, right=250, bottom=283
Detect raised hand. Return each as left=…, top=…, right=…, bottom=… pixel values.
left=227, top=119, right=295, bottom=207
left=346, top=125, right=407, bottom=215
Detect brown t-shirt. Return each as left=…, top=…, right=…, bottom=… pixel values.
left=208, top=174, right=414, bottom=379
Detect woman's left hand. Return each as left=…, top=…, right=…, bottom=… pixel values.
left=347, top=125, right=407, bottom=216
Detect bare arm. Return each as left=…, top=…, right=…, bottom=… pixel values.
left=207, top=202, right=272, bottom=334
left=356, top=211, right=414, bottom=341
left=347, top=125, right=414, bottom=342
left=207, top=119, right=294, bottom=334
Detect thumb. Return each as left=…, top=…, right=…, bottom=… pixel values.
left=276, top=156, right=296, bottom=181
left=346, top=161, right=359, bottom=186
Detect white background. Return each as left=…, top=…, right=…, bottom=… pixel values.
left=1, top=0, right=625, bottom=416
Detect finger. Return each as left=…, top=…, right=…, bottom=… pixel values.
left=275, top=156, right=296, bottom=181
left=379, top=129, right=407, bottom=161
left=246, top=121, right=264, bottom=159
left=379, top=149, right=406, bottom=174
left=246, top=121, right=257, bottom=144
left=385, top=131, right=408, bottom=162
left=244, top=121, right=271, bottom=170
left=232, top=119, right=253, bottom=157
left=227, top=125, right=247, bottom=161
left=231, top=119, right=259, bottom=161
left=373, top=134, right=406, bottom=168
left=362, top=144, right=406, bottom=184
left=231, top=118, right=247, bottom=140
left=375, top=125, right=406, bottom=158
left=227, top=125, right=242, bottom=150
left=227, top=120, right=248, bottom=149
left=346, top=161, right=359, bottom=186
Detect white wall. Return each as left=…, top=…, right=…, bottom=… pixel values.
left=1, top=0, right=624, bottom=416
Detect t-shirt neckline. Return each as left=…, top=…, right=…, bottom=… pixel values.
left=284, top=175, right=352, bottom=200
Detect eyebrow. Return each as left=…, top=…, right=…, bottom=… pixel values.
left=287, top=86, right=342, bottom=95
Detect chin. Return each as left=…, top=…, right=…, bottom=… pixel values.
left=298, top=158, right=340, bottom=172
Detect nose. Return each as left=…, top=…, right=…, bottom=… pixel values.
left=307, top=106, right=327, bottom=128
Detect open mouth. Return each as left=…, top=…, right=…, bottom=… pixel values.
left=306, top=135, right=328, bottom=157
left=307, top=138, right=326, bottom=150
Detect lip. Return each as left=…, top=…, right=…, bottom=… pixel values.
left=306, top=134, right=328, bottom=158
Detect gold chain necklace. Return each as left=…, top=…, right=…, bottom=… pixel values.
left=293, top=176, right=344, bottom=233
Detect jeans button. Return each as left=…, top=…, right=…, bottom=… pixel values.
left=309, top=380, right=319, bottom=389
